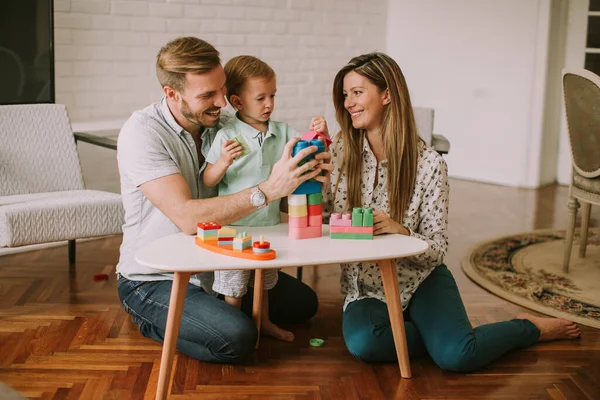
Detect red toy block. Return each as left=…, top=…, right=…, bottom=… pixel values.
left=301, top=130, right=332, bottom=146
left=307, top=204, right=322, bottom=216
left=197, top=222, right=222, bottom=230
left=93, top=273, right=109, bottom=281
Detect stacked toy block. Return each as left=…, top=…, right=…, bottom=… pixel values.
left=232, top=232, right=252, bottom=251
left=197, top=222, right=221, bottom=241
left=291, top=139, right=326, bottom=195
left=196, top=222, right=276, bottom=259
left=288, top=193, right=323, bottom=239
left=217, top=227, right=236, bottom=247
left=330, top=207, right=374, bottom=239
left=287, top=131, right=332, bottom=240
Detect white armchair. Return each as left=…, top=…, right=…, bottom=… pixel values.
left=0, top=104, right=124, bottom=264
left=412, top=106, right=450, bottom=155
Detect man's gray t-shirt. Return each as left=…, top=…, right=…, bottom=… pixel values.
left=116, top=97, right=232, bottom=285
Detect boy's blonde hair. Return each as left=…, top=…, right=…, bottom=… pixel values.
left=156, top=36, right=221, bottom=92
left=224, top=56, right=276, bottom=104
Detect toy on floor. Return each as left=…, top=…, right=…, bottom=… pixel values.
left=288, top=131, right=331, bottom=240
left=329, top=208, right=374, bottom=240
left=195, top=223, right=276, bottom=260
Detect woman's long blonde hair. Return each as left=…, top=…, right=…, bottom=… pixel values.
left=332, top=52, right=420, bottom=223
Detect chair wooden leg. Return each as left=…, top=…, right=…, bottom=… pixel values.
left=252, top=269, right=265, bottom=349
left=378, top=258, right=411, bottom=378
left=563, top=197, right=579, bottom=273
left=68, top=240, right=76, bottom=265
left=579, top=202, right=591, bottom=258
left=296, top=266, right=303, bottom=281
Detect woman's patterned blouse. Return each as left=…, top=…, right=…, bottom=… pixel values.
left=322, top=136, right=449, bottom=310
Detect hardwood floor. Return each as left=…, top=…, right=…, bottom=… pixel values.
left=0, top=179, right=599, bottom=399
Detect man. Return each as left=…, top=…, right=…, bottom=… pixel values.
left=116, top=37, right=332, bottom=363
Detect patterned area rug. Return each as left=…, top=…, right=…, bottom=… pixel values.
left=461, top=228, right=600, bottom=329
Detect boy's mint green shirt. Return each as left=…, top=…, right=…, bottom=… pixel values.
left=205, top=114, right=300, bottom=226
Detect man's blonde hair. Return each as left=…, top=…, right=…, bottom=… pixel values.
left=156, top=37, right=221, bottom=92
left=224, top=56, right=275, bottom=104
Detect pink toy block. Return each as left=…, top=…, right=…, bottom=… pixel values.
left=330, top=213, right=352, bottom=227
left=307, top=204, right=322, bottom=216
left=301, top=130, right=332, bottom=146
left=330, top=226, right=373, bottom=234
left=289, top=225, right=322, bottom=239
left=308, top=215, right=322, bottom=227
left=289, top=216, right=308, bottom=228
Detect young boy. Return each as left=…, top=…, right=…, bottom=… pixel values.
left=203, top=55, right=328, bottom=342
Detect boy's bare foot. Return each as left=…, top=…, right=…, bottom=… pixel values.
left=261, top=319, right=295, bottom=342
left=516, top=313, right=581, bottom=341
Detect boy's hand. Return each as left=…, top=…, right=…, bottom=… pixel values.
left=310, top=116, right=329, bottom=137
left=220, top=140, right=244, bottom=166
left=373, top=210, right=409, bottom=236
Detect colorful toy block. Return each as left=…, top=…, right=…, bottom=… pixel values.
left=288, top=192, right=323, bottom=240
left=330, top=208, right=374, bottom=240
left=291, top=137, right=326, bottom=195
left=195, top=223, right=276, bottom=260
left=231, top=134, right=251, bottom=159
left=217, top=227, right=236, bottom=246
left=197, top=222, right=221, bottom=241
left=289, top=225, right=322, bottom=240
left=233, top=232, right=252, bottom=251
left=301, top=130, right=332, bottom=146
left=330, top=213, right=352, bottom=226
left=252, top=235, right=271, bottom=254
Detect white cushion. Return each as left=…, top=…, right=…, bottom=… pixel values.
left=0, top=190, right=123, bottom=247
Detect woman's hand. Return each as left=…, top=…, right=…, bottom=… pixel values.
left=373, top=210, right=409, bottom=236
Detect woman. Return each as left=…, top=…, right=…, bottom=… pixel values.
left=323, top=52, right=580, bottom=372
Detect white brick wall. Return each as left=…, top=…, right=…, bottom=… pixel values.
left=55, top=0, right=387, bottom=131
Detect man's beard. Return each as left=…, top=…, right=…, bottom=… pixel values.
left=181, top=98, right=220, bottom=128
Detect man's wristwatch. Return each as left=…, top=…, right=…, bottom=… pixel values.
left=250, top=185, right=267, bottom=209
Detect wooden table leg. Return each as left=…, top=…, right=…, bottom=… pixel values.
left=252, top=269, right=265, bottom=349
left=156, top=271, right=191, bottom=400
left=378, top=259, right=412, bottom=378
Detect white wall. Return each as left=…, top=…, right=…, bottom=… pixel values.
left=53, top=0, right=387, bottom=192
left=53, top=0, right=387, bottom=132
left=386, top=0, right=553, bottom=187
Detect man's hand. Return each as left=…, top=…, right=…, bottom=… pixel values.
left=220, top=139, right=244, bottom=166
left=261, top=138, right=333, bottom=201
left=373, top=210, right=409, bottom=236
left=310, top=116, right=329, bottom=137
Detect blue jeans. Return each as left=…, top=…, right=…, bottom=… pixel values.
left=342, top=264, right=540, bottom=372
left=117, top=271, right=318, bottom=364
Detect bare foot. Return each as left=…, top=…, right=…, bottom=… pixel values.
left=516, top=313, right=581, bottom=341
left=261, top=319, right=295, bottom=342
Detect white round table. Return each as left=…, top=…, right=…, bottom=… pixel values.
left=136, top=224, right=428, bottom=399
